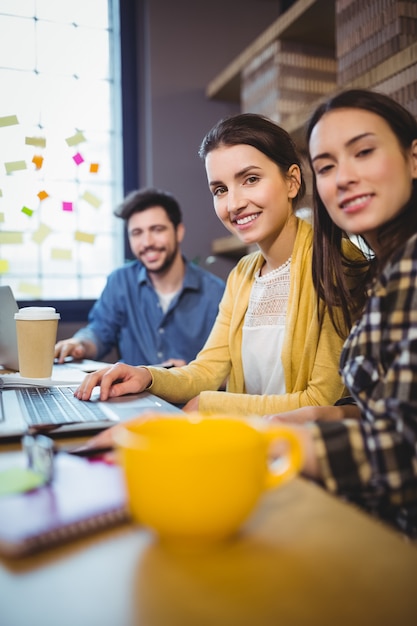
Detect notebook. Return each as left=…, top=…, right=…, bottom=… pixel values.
left=0, top=451, right=129, bottom=558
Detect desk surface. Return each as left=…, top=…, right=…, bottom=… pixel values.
left=1, top=467, right=417, bottom=626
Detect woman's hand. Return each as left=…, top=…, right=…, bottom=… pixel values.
left=182, top=395, right=200, bottom=412
left=264, top=404, right=361, bottom=424
left=74, top=362, right=152, bottom=401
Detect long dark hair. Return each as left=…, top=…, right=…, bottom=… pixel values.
left=306, top=89, right=417, bottom=336
left=199, top=113, right=306, bottom=207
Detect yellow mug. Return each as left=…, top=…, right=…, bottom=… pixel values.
left=113, top=414, right=303, bottom=543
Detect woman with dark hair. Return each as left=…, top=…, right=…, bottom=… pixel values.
left=75, top=113, right=356, bottom=415
left=268, top=89, right=417, bottom=537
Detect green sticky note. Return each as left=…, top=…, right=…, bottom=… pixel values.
left=0, top=467, right=45, bottom=496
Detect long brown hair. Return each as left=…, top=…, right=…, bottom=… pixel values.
left=306, top=89, right=417, bottom=336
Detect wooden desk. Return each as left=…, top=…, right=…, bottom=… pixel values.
left=1, top=472, right=416, bottom=626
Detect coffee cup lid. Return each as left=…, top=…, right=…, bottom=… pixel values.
left=14, top=306, right=61, bottom=320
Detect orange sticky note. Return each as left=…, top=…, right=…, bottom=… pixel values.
left=89, top=163, right=99, bottom=173
left=32, top=155, right=44, bottom=169
left=37, top=190, right=49, bottom=201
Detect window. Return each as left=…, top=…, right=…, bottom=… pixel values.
left=0, top=0, right=123, bottom=301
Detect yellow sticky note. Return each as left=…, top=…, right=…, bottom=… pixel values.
left=32, top=155, right=44, bottom=169
left=25, top=136, right=46, bottom=148
left=75, top=230, right=95, bottom=244
left=81, top=190, right=102, bottom=208
left=32, top=223, right=52, bottom=244
left=0, top=213, right=4, bottom=223
left=37, top=190, right=49, bottom=201
left=5, top=161, right=27, bottom=174
left=89, top=163, right=99, bottom=173
left=0, top=115, right=18, bottom=127
left=65, top=131, right=86, bottom=147
left=0, top=231, right=23, bottom=244
left=51, top=248, right=72, bottom=260
left=18, top=282, right=42, bottom=298
left=0, top=259, right=10, bottom=273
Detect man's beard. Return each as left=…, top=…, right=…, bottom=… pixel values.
left=141, top=243, right=179, bottom=275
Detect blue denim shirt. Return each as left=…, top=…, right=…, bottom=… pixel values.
left=74, top=259, right=225, bottom=365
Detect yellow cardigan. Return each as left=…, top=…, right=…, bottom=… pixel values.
left=147, top=218, right=347, bottom=416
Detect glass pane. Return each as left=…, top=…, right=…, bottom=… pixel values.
left=0, top=0, right=123, bottom=301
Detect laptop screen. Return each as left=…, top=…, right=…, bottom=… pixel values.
left=0, top=285, right=19, bottom=370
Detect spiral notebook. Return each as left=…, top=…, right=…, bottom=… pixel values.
left=0, top=452, right=130, bottom=558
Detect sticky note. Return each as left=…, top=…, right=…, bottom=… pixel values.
left=0, top=467, right=45, bottom=496
left=65, top=131, right=86, bottom=146
left=25, top=136, right=46, bottom=148
left=73, top=152, right=84, bottom=165
left=0, top=212, right=4, bottom=223
left=0, top=115, right=19, bottom=128
left=32, top=223, right=52, bottom=244
left=81, top=190, right=102, bottom=208
left=21, top=206, right=34, bottom=217
left=18, top=282, right=42, bottom=298
left=0, top=231, right=23, bottom=244
left=89, top=163, right=99, bottom=173
left=32, top=155, right=44, bottom=169
left=37, top=190, right=49, bottom=201
left=51, top=248, right=72, bottom=260
left=5, top=161, right=27, bottom=174
left=62, top=201, right=73, bottom=212
left=0, top=259, right=10, bottom=273
left=75, top=230, right=95, bottom=244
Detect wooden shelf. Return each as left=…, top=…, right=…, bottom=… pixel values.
left=206, top=0, right=335, bottom=103
left=212, top=235, right=256, bottom=259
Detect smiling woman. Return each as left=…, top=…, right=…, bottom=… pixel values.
left=75, top=113, right=367, bottom=420
left=264, top=89, right=417, bottom=538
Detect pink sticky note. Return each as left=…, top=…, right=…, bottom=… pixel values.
left=72, top=152, right=84, bottom=165
left=62, top=201, right=73, bottom=212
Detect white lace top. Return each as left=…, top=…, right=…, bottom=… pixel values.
left=242, top=257, right=291, bottom=395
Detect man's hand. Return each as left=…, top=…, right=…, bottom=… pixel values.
left=55, top=338, right=94, bottom=363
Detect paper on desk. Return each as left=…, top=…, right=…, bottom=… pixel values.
left=0, top=365, right=86, bottom=387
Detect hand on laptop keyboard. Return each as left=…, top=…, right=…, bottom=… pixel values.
left=74, top=363, right=152, bottom=401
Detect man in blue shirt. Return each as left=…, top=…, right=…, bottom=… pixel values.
left=55, top=188, right=225, bottom=366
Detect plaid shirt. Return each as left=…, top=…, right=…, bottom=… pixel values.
left=313, top=232, right=417, bottom=537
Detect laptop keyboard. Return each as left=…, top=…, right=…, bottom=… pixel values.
left=19, top=386, right=111, bottom=426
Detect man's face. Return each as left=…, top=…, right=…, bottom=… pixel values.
left=127, top=206, right=184, bottom=274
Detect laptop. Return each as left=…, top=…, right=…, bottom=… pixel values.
left=0, top=285, right=19, bottom=371
left=0, top=286, right=183, bottom=441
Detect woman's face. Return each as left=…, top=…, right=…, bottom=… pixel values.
left=309, top=108, right=417, bottom=251
left=205, top=144, right=300, bottom=249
